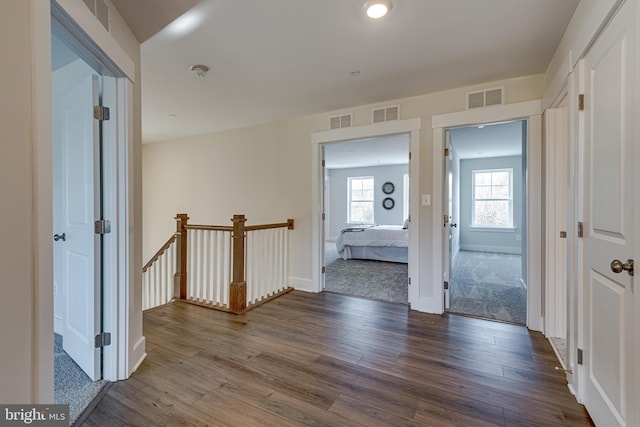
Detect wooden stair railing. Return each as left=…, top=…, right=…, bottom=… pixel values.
left=144, top=213, right=294, bottom=314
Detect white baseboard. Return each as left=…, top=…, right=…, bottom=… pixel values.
left=289, top=276, right=318, bottom=293
left=128, top=336, right=146, bottom=378
left=460, top=244, right=522, bottom=254
left=54, top=316, right=63, bottom=335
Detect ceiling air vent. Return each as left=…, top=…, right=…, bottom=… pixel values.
left=329, top=113, right=353, bottom=130
left=83, top=0, right=110, bottom=31
left=466, top=87, right=504, bottom=109
left=373, top=105, right=400, bottom=123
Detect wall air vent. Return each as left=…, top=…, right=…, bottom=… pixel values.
left=466, top=87, right=505, bottom=109
left=83, top=0, right=110, bottom=31
left=373, top=105, right=400, bottom=123
left=329, top=113, right=353, bottom=130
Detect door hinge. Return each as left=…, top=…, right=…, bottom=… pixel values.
left=409, top=152, right=412, bottom=160
left=322, top=212, right=326, bottom=220
left=443, top=215, right=449, bottom=225
left=95, top=219, right=111, bottom=235
left=560, top=231, right=567, bottom=238
left=577, top=348, right=583, bottom=365
left=93, top=105, right=111, bottom=121
left=95, top=332, right=111, bottom=348
left=577, top=221, right=584, bottom=238
left=322, top=266, right=326, bottom=274
left=578, top=94, right=584, bottom=111
left=444, top=281, right=449, bottom=290
left=408, top=277, right=411, bottom=285
left=321, top=159, right=325, bottom=167
left=444, top=147, right=449, bottom=157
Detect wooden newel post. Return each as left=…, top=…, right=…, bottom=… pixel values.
left=229, top=214, right=247, bottom=313
left=174, top=213, right=189, bottom=300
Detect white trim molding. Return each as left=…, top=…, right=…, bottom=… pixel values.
left=432, top=101, right=543, bottom=331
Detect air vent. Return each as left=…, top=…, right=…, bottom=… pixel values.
left=466, top=87, right=504, bottom=109
left=83, top=0, right=110, bottom=31
left=372, top=105, right=400, bottom=123
left=329, top=113, right=353, bottom=130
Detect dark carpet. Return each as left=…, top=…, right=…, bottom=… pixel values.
left=324, top=242, right=408, bottom=304
left=449, top=250, right=526, bottom=324
left=54, top=333, right=106, bottom=425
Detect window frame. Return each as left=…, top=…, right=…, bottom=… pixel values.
left=471, top=168, right=513, bottom=229
left=347, top=176, right=375, bottom=224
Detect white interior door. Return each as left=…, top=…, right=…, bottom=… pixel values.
left=60, top=74, right=101, bottom=381
left=443, top=130, right=451, bottom=309
left=582, top=2, right=635, bottom=425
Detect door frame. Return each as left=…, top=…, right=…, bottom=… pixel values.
left=432, top=100, right=543, bottom=330
left=33, top=0, right=139, bottom=400
left=310, top=119, right=421, bottom=307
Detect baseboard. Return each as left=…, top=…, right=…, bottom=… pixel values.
left=289, top=276, right=318, bottom=293
left=54, top=316, right=63, bottom=335
left=460, top=244, right=521, bottom=254
left=520, top=278, right=527, bottom=288
left=129, top=336, right=146, bottom=377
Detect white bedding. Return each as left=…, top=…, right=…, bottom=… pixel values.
left=336, top=225, right=408, bottom=263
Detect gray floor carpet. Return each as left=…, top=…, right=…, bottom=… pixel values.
left=449, top=250, right=526, bottom=324
left=324, top=242, right=408, bottom=304
left=54, top=333, right=106, bottom=425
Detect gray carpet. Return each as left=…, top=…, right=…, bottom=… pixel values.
left=324, top=242, right=408, bottom=304
left=54, top=333, right=106, bottom=425
left=449, top=250, right=526, bottom=324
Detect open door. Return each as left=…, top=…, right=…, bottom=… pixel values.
left=443, top=130, right=451, bottom=308
left=581, top=2, right=636, bottom=425
left=57, top=74, right=102, bottom=381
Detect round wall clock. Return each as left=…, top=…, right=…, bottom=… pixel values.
left=382, top=182, right=395, bottom=194
left=382, top=197, right=395, bottom=210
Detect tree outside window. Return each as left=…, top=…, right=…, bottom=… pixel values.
left=472, top=169, right=512, bottom=227
left=348, top=176, right=374, bottom=223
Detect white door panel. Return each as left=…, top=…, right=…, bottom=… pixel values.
left=60, top=74, right=101, bottom=381
left=582, top=1, right=635, bottom=425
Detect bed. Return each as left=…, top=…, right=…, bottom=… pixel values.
left=335, top=225, right=408, bottom=263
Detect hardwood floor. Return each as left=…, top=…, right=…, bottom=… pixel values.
left=84, top=291, right=593, bottom=426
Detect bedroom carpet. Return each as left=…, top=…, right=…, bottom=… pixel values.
left=449, top=250, right=526, bottom=325
left=55, top=333, right=107, bottom=425
left=324, top=242, right=408, bottom=304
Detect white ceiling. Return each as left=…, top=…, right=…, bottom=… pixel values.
left=450, top=120, right=524, bottom=159
left=117, top=0, right=580, bottom=143
left=324, top=134, right=409, bottom=169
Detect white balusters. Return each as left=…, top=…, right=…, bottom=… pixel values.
left=142, top=237, right=177, bottom=310
left=187, top=228, right=232, bottom=308
left=245, top=227, right=289, bottom=306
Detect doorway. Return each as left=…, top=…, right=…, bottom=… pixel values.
left=322, top=135, right=410, bottom=304
left=445, top=121, right=527, bottom=324
left=51, top=24, right=108, bottom=424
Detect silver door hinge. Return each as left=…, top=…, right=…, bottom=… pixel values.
left=577, top=221, right=584, bottom=238
left=444, top=215, right=449, bottom=225
left=444, top=147, right=449, bottom=157
left=444, top=281, right=449, bottom=290
left=95, top=332, right=111, bottom=348
left=322, top=266, right=326, bottom=274
left=95, top=219, right=111, bottom=235
left=408, top=277, right=411, bottom=285
left=93, top=105, right=110, bottom=121
left=578, top=94, right=584, bottom=111
left=322, top=212, right=326, bottom=220
left=321, top=160, right=325, bottom=167
left=409, top=152, right=412, bottom=160
left=577, top=348, right=583, bottom=365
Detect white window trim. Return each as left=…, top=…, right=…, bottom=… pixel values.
left=347, top=176, right=375, bottom=224
left=471, top=168, right=513, bottom=228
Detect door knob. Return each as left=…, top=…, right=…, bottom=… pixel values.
left=610, top=259, right=634, bottom=276
left=54, top=233, right=66, bottom=242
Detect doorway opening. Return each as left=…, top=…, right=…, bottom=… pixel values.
left=51, top=24, right=108, bottom=424
left=445, top=120, right=527, bottom=324
left=322, top=135, right=410, bottom=305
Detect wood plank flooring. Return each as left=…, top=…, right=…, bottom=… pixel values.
left=84, top=291, right=593, bottom=426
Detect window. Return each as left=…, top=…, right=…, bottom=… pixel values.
left=348, top=176, right=374, bottom=223
left=472, top=168, right=512, bottom=227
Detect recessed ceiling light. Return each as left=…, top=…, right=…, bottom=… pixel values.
left=349, top=70, right=361, bottom=77
left=364, top=0, right=393, bottom=19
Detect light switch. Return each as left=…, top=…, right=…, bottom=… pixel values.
left=422, top=194, right=431, bottom=206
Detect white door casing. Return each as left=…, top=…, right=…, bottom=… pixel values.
left=60, top=74, right=101, bottom=381
left=443, top=130, right=451, bottom=309
left=581, top=1, right=636, bottom=425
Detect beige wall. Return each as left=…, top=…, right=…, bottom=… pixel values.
left=0, top=0, right=141, bottom=403
left=143, top=74, right=544, bottom=291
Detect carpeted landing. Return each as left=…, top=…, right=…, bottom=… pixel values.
left=54, top=333, right=106, bottom=425
left=449, top=250, right=526, bottom=324
left=324, top=242, right=408, bottom=304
